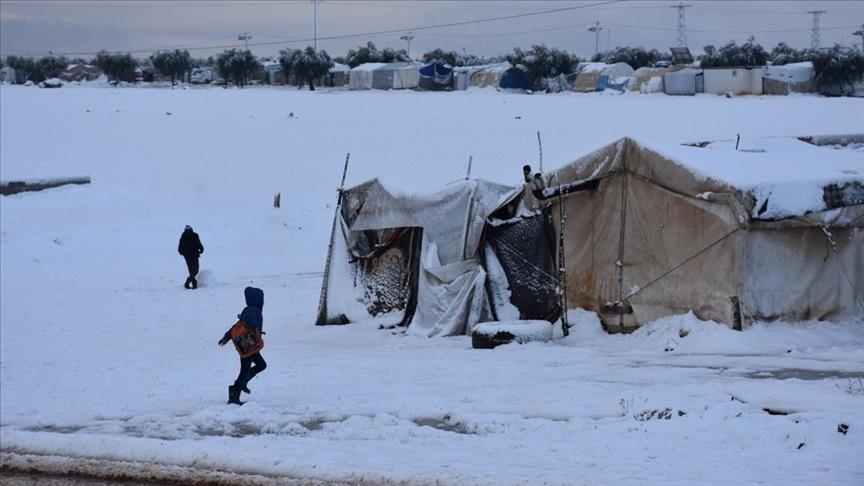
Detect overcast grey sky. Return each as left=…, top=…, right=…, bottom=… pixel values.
left=1, top=0, right=862, bottom=60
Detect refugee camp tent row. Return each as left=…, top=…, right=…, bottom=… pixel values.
left=317, top=136, right=863, bottom=337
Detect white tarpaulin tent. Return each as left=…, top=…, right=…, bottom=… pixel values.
left=371, top=62, right=421, bottom=90
left=348, top=63, right=387, bottom=90
left=317, top=179, right=520, bottom=337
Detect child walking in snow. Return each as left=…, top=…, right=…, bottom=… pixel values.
left=218, top=286, right=267, bottom=405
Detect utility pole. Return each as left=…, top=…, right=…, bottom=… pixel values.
left=807, top=10, right=826, bottom=49
left=238, top=32, right=251, bottom=50
left=312, top=0, right=320, bottom=51
left=587, top=21, right=602, bottom=55
left=854, top=25, right=864, bottom=54
left=671, top=4, right=691, bottom=48
left=400, top=32, right=415, bottom=60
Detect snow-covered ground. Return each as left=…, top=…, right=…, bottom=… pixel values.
left=1, top=85, right=863, bottom=485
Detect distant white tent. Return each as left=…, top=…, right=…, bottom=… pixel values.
left=453, top=66, right=485, bottom=90
left=371, top=62, right=421, bottom=90
left=349, top=63, right=387, bottom=90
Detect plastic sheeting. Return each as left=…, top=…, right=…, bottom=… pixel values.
left=319, top=178, right=520, bottom=337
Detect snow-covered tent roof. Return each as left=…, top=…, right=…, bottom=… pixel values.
left=525, top=136, right=863, bottom=331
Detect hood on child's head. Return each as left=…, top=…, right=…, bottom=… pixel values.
left=244, top=286, right=264, bottom=308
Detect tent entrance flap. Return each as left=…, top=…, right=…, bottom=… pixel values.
left=485, top=209, right=561, bottom=323
left=351, top=226, right=422, bottom=326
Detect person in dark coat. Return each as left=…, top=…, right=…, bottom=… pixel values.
left=218, top=286, right=267, bottom=405
left=177, top=225, right=204, bottom=289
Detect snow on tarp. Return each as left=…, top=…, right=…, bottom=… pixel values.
left=653, top=137, right=864, bottom=220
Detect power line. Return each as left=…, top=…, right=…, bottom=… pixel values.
left=603, top=21, right=858, bottom=35
left=0, top=0, right=623, bottom=56
left=419, top=22, right=597, bottom=39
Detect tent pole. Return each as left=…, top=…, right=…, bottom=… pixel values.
left=537, top=131, right=543, bottom=173
left=549, top=174, right=569, bottom=336
left=616, top=172, right=628, bottom=329
left=557, top=176, right=569, bottom=336
left=315, top=153, right=351, bottom=325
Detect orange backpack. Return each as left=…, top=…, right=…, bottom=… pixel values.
left=229, top=320, right=264, bottom=358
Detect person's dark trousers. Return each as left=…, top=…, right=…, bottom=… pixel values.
left=184, top=256, right=199, bottom=288
left=233, top=353, right=267, bottom=390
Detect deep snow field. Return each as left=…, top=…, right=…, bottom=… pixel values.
left=1, top=84, right=863, bottom=485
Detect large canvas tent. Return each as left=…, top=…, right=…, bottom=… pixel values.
left=315, top=179, right=556, bottom=337
left=525, top=137, right=863, bottom=332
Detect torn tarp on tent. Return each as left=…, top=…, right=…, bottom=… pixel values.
left=418, top=62, right=453, bottom=91
left=485, top=207, right=561, bottom=323
left=317, top=178, right=522, bottom=337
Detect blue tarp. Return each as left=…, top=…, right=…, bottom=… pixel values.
left=597, top=75, right=629, bottom=92
left=500, top=67, right=529, bottom=90
left=418, top=62, right=453, bottom=91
